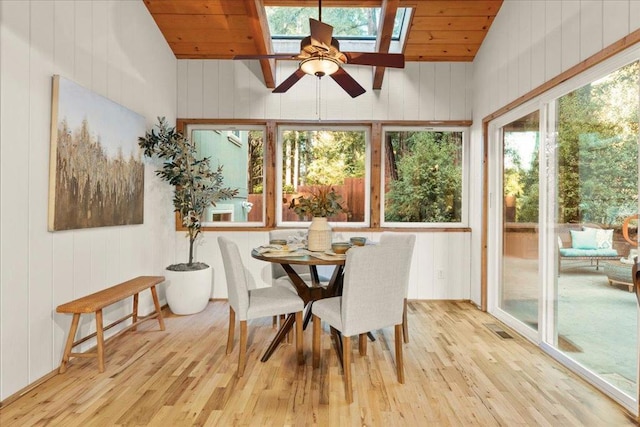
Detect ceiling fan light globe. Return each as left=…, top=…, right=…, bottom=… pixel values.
left=300, top=57, right=339, bottom=77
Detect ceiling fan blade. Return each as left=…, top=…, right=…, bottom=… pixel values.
left=309, top=18, right=333, bottom=51
left=330, top=68, right=366, bottom=98
left=234, top=54, right=299, bottom=60
left=342, top=52, right=405, bottom=68
left=272, top=69, right=306, bottom=93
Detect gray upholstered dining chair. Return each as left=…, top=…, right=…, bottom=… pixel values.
left=379, top=232, right=416, bottom=343
left=311, top=243, right=409, bottom=403
left=218, top=236, right=305, bottom=377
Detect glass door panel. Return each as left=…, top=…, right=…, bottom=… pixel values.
left=554, top=61, right=639, bottom=396
left=501, top=111, right=540, bottom=330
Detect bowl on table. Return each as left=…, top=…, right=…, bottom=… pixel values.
left=331, top=242, right=352, bottom=255
left=350, top=237, right=367, bottom=246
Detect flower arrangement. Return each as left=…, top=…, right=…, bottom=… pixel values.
left=138, top=117, right=238, bottom=270
left=289, top=186, right=345, bottom=219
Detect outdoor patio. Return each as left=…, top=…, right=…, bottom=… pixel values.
left=502, top=256, right=638, bottom=396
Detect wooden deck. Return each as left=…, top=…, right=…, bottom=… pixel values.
left=0, top=300, right=636, bottom=426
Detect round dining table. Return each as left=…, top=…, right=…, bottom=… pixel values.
left=251, top=249, right=346, bottom=362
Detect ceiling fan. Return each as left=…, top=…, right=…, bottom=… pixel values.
left=233, top=1, right=405, bottom=98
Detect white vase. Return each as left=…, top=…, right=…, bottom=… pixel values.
left=308, top=217, right=332, bottom=252
left=164, top=265, right=212, bottom=315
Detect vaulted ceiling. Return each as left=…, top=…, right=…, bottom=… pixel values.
left=144, top=0, right=503, bottom=89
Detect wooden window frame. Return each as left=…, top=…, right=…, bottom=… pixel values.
left=176, top=119, right=471, bottom=233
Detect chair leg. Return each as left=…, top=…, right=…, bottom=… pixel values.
left=226, top=307, right=236, bottom=355
left=395, top=324, right=404, bottom=384
left=343, top=335, right=352, bottom=403
left=358, top=333, right=367, bottom=356
left=237, top=320, right=248, bottom=377
left=312, top=314, right=321, bottom=368
left=402, top=298, right=409, bottom=343
left=295, top=311, right=304, bottom=365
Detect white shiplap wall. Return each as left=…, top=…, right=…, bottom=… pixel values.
left=175, top=59, right=474, bottom=302
left=177, top=59, right=473, bottom=121
left=470, top=0, right=640, bottom=303
left=182, top=230, right=471, bottom=301
left=0, top=0, right=177, bottom=401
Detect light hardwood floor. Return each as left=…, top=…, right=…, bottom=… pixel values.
left=0, top=300, right=636, bottom=426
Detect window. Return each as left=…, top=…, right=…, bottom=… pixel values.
left=382, top=128, right=468, bottom=227
left=265, top=6, right=411, bottom=54
left=187, top=124, right=265, bottom=226
left=277, top=126, right=369, bottom=226
left=179, top=120, right=469, bottom=230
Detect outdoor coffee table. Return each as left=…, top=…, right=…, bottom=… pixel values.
left=603, top=260, right=634, bottom=292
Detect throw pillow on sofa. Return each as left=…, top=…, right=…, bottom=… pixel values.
left=582, top=226, right=613, bottom=249
left=570, top=228, right=598, bottom=249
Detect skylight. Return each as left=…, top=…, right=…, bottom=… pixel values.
left=265, top=6, right=410, bottom=53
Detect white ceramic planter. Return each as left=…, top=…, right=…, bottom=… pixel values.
left=164, top=265, right=212, bottom=315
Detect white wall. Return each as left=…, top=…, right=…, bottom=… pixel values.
left=0, top=0, right=177, bottom=401
left=176, top=59, right=474, bottom=302
left=182, top=230, right=471, bottom=302
left=470, top=0, right=640, bottom=304
left=177, top=60, right=473, bottom=121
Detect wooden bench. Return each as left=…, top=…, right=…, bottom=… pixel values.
left=56, top=276, right=166, bottom=373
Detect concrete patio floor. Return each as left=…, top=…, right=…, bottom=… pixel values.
left=502, top=256, right=638, bottom=397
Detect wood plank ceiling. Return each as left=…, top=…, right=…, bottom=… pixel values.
left=144, top=0, right=503, bottom=89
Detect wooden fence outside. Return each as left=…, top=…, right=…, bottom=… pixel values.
left=247, top=178, right=365, bottom=222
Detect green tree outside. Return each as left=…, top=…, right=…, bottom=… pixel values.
left=506, top=61, right=638, bottom=227
left=385, top=131, right=463, bottom=222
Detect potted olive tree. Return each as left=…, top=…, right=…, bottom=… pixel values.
left=139, top=117, right=238, bottom=314
left=289, top=186, right=345, bottom=251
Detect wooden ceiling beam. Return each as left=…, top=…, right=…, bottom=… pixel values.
left=243, top=0, right=276, bottom=88
left=372, top=0, right=399, bottom=90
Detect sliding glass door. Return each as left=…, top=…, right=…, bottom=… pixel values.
left=500, top=111, right=540, bottom=333
left=553, top=61, right=639, bottom=397
left=490, top=58, right=639, bottom=410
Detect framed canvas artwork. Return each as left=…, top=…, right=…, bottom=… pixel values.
left=48, top=75, right=145, bottom=231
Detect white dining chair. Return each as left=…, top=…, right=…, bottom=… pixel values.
left=379, top=232, right=416, bottom=343
left=311, top=243, right=409, bottom=403
left=218, top=236, right=305, bottom=377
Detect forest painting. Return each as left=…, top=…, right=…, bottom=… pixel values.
left=48, top=75, right=145, bottom=231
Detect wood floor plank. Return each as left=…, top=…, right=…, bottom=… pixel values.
left=0, top=301, right=636, bottom=426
